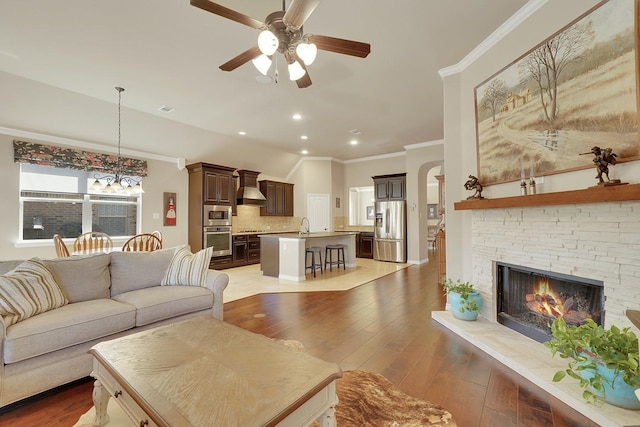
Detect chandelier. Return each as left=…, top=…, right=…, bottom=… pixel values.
left=90, top=87, right=144, bottom=194
left=250, top=11, right=317, bottom=81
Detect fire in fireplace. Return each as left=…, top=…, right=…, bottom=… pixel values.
left=496, top=262, right=604, bottom=343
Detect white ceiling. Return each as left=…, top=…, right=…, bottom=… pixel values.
left=0, top=0, right=529, bottom=164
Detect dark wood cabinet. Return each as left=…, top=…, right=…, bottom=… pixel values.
left=187, top=162, right=236, bottom=252
left=209, top=255, right=232, bottom=270
left=229, top=234, right=261, bottom=268
left=373, top=173, right=406, bottom=201
left=247, top=235, right=261, bottom=264
left=204, top=170, right=234, bottom=204
left=232, top=235, right=248, bottom=266
left=356, top=232, right=374, bottom=258
left=359, top=232, right=374, bottom=258
left=232, top=176, right=238, bottom=215
left=259, top=180, right=294, bottom=216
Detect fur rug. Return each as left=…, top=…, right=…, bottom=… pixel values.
left=312, top=370, right=457, bottom=427
left=277, top=339, right=456, bottom=426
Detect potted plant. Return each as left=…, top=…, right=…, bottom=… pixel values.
left=545, top=316, right=640, bottom=409
left=441, top=278, right=483, bottom=321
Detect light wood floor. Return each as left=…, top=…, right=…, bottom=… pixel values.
left=0, top=250, right=598, bottom=427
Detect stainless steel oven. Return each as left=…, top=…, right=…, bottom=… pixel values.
left=203, top=226, right=232, bottom=257
left=203, top=205, right=232, bottom=226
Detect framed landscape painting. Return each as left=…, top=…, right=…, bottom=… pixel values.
left=474, top=0, right=639, bottom=186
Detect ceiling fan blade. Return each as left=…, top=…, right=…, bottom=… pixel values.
left=219, top=46, right=261, bottom=71
left=283, top=0, right=321, bottom=28
left=296, top=71, right=312, bottom=88
left=190, top=0, right=264, bottom=29
left=292, top=54, right=312, bottom=88
left=308, top=34, right=371, bottom=58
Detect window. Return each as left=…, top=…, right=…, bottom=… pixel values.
left=20, top=164, right=141, bottom=240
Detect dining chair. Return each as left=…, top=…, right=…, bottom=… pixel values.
left=53, top=234, right=70, bottom=257
left=151, top=230, right=162, bottom=243
left=73, top=232, right=113, bottom=253
left=122, top=233, right=162, bottom=252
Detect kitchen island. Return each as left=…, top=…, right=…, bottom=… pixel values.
left=260, top=232, right=358, bottom=281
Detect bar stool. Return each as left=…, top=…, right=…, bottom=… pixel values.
left=305, top=246, right=324, bottom=277
left=325, top=244, right=346, bottom=271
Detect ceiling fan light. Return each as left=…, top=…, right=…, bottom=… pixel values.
left=258, top=30, right=278, bottom=55
left=296, top=42, right=317, bottom=66
left=251, top=54, right=272, bottom=75
left=288, top=60, right=306, bottom=81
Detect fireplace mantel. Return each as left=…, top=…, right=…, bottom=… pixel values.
left=454, top=183, right=640, bottom=210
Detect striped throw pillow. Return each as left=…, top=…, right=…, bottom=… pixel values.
left=161, top=246, right=213, bottom=287
left=0, top=259, right=68, bottom=326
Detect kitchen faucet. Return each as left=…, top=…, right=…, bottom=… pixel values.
left=300, top=217, right=310, bottom=234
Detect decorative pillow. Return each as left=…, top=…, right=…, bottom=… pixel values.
left=161, top=246, right=213, bottom=287
left=110, top=247, right=176, bottom=296
left=0, top=259, right=68, bottom=326
left=42, top=253, right=111, bottom=303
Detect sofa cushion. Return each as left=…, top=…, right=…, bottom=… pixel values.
left=3, top=299, right=136, bottom=364
left=0, top=260, right=24, bottom=275
left=42, top=254, right=111, bottom=303
left=0, top=259, right=68, bottom=326
left=161, top=246, right=213, bottom=287
left=110, top=248, right=176, bottom=297
left=113, top=286, right=213, bottom=327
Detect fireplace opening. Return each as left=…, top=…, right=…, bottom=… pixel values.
left=496, top=262, right=605, bottom=343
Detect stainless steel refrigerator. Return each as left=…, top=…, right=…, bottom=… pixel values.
left=373, top=200, right=407, bottom=262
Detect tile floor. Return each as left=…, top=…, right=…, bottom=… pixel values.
left=222, top=258, right=410, bottom=303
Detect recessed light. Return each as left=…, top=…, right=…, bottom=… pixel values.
left=350, top=139, right=358, bottom=145
left=349, top=129, right=362, bottom=135
left=292, top=113, right=302, bottom=120
left=238, top=131, right=246, bottom=135
left=301, top=150, right=308, bottom=155
left=158, top=106, right=175, bottom=113
left=300, top=135, right=308, bottom=140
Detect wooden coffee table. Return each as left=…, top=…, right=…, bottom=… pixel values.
left=89, top=316, right=342, bottom=426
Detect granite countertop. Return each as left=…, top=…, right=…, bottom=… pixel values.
left=260, top=231, right=358, bottom=239
left=232, top=230, right=291, bottom=236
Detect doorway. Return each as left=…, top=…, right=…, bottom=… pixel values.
left=307, top=194, right=330, bottom=232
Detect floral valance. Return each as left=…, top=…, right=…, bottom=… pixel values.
left=13, top=140, right=148, bottom=177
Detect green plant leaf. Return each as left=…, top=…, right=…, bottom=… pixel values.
left=552, top=370, right=566, bottom=382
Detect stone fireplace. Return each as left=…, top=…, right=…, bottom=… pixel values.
left=470, top=199, right=640, bottom=329
left=433, top=191, right=640, bottom=426
left=496, top=261, right=604, bottom=343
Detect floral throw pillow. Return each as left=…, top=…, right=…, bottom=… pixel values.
left=161, top=246, right=213, bottom=287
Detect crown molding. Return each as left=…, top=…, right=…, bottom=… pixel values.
left=343, top=151, right=406, bottom=164
left=404, top=139, right=444, bottom=151
left=438, top=0, right=548, bottom=79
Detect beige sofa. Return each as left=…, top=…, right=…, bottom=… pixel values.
left=0, top=247, right=228, bottom=408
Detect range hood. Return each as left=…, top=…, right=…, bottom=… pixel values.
left=236, top=170, right=267, bottom=206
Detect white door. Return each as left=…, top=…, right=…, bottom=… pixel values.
left=307, top=194, right=330, bottom=232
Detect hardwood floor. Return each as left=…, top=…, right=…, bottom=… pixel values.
left=0, top=250, right=598, bottom=427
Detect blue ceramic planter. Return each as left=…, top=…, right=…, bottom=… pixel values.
left=578, top=350, right=640, bottom=410
left=448, top=290, right=483, bottom=321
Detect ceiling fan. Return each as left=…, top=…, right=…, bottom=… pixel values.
left=190, top=0, right=371, bottom=88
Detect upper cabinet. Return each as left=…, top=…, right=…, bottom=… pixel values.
left=204, top=169, right=235, bottom=205
left=259, top=180, right=294, bottom=216
left=187, top=163, right=236, bottom=206
left=373, top=173, right=406, bottom=201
